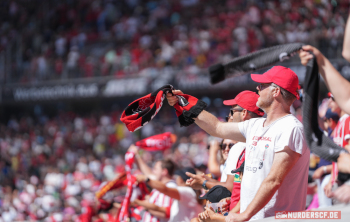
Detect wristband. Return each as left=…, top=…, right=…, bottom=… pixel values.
left=202, top=180, right=209, bottom=190
left=323, top=166, right=327, bottom=174
left=145, top=177, right=150, bottom=183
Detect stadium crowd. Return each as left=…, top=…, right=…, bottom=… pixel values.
left=0, top=93, right=329, bottom=222
left=0, top=105, right=225, bottom=221
left=0, top=0, right=349, bottom=83
left=1, top=0, right=350, bottom=222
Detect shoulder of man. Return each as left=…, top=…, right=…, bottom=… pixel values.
left=165, top=180, right=177, bottom=188
left=277, top=114, right=304, bottom=131
left=176, top=186, right=196, bottom=199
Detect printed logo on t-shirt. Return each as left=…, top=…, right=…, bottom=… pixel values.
left=252, top=136, right=272, bottom=142
left=233, top=174, right=241, bottom=183
left=245, top=165, right=257, bottom=173
left=246, top=141, right=271, bottom=173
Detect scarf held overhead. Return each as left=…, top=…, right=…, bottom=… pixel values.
left=120, top=84, right=207, bottom=132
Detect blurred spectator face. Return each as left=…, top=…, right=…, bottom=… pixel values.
left=229, top=105, right=245, bottom=122
left=152, top=161, right=164, bottom=181
left=221, top=139, right=237, bottom=161
left=324, top=118, right=337, bottom=131
left=328, top=98, right=341, bottom=114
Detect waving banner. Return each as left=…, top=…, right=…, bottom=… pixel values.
left=118, top=152, right=136, bottom=222
left=95, top=172, right=127, bottom=199
left=136, top=132, right=177, bottom=151
left=209, top=43, right=303, bottom=84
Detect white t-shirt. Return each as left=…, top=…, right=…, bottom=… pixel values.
left=225, top=142, right=246, bottom=176
left=238, top=114, right=310, bottom=220
left=142, top=181, right=177, bottom=222
left=169, top=186, right=203, bottom=222
left=220, top=164, right=227, bottom=182
left=220, top=143, right=245, bottom=181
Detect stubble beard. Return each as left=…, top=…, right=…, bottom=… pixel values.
left=257, top=94, right=273, bottom=111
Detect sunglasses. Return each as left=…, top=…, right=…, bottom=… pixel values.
left=225, top=108, right=244, bottom=122
left=257, top=83, right=272, bottom=91
left=258, top=83, right=285, bottom=96
left=221, top=143, right=235, bottom=150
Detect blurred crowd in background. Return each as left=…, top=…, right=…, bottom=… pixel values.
left=0, top=104, right=223, bottom=221
left=0, top=0, right=349, bottom=221
left=0, top=0, right=349, bottom=83
left=0, top=99, right=304, bottom=221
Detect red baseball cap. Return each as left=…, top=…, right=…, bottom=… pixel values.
left=251, top=66, right=300, bottom=99
left=223, top=90, right=264, bottom=116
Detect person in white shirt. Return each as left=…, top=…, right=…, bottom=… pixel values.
left=186, top=90, right=264, bottom=217
left=167, top=66, right=310, bottom=221
left=207, top=139, right=237, bottom=182
left=129, top=145, right=176, bottom=222
left=136, top=167, right=204, bottom=222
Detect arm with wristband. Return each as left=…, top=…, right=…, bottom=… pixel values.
left=167, top=90, right=245, bottom=142
left=136, top=174, right=181, bottom=200
left=185, top=171, right=235, bottom=192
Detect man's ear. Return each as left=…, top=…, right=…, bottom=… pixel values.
left=241, top=109, right=249, bottom=121
left=271, top=87, right=280, bottom=98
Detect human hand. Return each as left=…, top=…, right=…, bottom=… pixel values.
left=330, top=184, right=350, bottom=203
left=135, top=174, right=147, bottom=183
left=128, top=144, right=139, bottom=154
left=337, top=153, right=350, bottom=174
left=185, top=172, right=206, bottom=190
left=312, top=167, right=324, bottom=180
left=225, top=211, right=249, bottom=222
left=324, top=181, right=333, bottom=198
left=209, top=140, right=220, bottom=152
left=198, top=207, right=215, bottom=221
left=166, top=90, right=183, bottom=106
left=130, top=199, right=139, bottom=207
left=298, top=45, right=322, bottom=66
left=219, top=197, right=231, bottom=212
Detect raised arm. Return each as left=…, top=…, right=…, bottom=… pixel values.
left=207, top=140, right=223, bottom=178
left=195, top=111, right=246, bottom=142
left=166, top=91, right=245, bottom=142
left=136, top=174, right=180, bottom=200
left=343, top=14, right=350, bottom=62
left=185, top=172, right=235, bottom=192
left=134, top=199, right=166, bottom=213
left=299, top=45, right=350, bottom=115
left=128, top=145, right=156, bottom=180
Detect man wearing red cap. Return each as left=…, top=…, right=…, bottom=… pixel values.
left=187, top=90, right=264, bottom=216
left=166, top=66, right=310, bottom=221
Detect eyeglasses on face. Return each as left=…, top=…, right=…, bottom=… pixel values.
left=230, top=108, right=244, bottom=116
left=225, top=108, right=244, bottom=122
left=221, top=143, right=235, bottom=150
left=258, top=83, right=285, bottom=96
left=257, top=83, right=272, bottom=91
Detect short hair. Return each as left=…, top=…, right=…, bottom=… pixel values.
left=247, top=110, right=263, bottom=118
left=161, top=159, right=176, bottom=176
left=235, top=105, right=263, bottom=118
left=271, top=83, right=296, bottom=104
